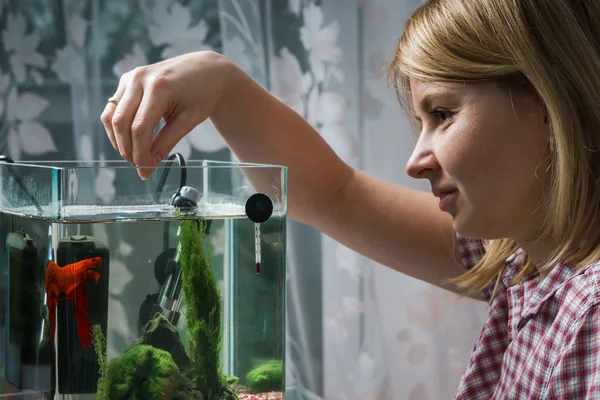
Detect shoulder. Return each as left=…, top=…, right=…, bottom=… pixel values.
left=453, top=233, right=600, bottom=307
left=559, top=261, right=600, bottom=310
left=538, top=260, right=600, bottom=335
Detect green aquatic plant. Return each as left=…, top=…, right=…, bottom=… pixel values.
left=178, top=218, right=238, bottom=399
left=91, top=217, right=238, bottom=399
left=93, top=317, right=200, bottom=399
left=91, top=324, right=108, bottom=398
left=102, top=344, right=195, bottom=399
left=245, top=360, right=283, bottom=392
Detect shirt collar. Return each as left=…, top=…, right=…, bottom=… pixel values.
left=502, top=248, right=587, bottom=319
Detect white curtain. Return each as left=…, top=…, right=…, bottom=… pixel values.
left=0, top=0, right=488, bottom=398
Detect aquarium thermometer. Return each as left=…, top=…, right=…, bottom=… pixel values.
left=255, top=222, right=261, bottom=274
left=245, top=193, right=274, bottom=275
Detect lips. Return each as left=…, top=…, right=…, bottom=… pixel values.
left=433, top=189, right=457, bottom=211
left=432, top=188, right=457, bottom=198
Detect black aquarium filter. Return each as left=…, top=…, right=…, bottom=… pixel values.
left=54, top=235, right=109, bottom=394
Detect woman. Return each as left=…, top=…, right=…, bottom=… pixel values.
left=101, top=0, right=600, bottom=398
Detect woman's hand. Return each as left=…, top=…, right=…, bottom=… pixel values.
left=100, top=51, right=236, bottom=179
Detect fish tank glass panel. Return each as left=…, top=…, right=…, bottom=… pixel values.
left=0, top=157, right=287, bottom=400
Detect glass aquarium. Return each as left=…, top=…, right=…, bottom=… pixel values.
left=0, top=155, right=287, bottom=400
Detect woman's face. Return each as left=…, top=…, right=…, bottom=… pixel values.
left=405, top=78, right=551, bottom=241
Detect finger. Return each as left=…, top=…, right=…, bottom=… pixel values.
left=130, top=85, right=170, bottom=177
left=100, top=75, right=128, bottom=152
left=111, top=82, right=143, bottom=164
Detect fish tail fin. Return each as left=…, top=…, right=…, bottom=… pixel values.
left=77, top=315, right=92, bottom=349
left=74, top=290, right=92, bottom=349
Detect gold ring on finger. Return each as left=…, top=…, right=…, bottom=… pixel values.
left=107, top=96, right=120, bottom=105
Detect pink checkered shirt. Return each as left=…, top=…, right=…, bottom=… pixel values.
left=454, top=235, right=600, bottom=399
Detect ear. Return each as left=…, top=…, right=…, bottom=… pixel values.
left=517, top=86, right=548, bottom=126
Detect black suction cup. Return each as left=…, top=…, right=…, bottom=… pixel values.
left=245, top=193, right=273, bottom=223
left=154, top=248, right=178, bottom=285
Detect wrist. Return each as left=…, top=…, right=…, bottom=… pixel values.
left=207, top=52, right=245, bottom=118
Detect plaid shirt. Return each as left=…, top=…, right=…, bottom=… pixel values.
left=454, top=235, right=600, bottom=399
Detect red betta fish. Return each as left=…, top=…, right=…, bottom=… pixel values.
left=45, top=257, right=102, bottom=349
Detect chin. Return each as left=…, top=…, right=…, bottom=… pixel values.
left=451, top=213, right=501, bottom=240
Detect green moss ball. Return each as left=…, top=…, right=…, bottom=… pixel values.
left=245, top=360, right=283, bottom=392
left=103, top=345, right=182, bottom=399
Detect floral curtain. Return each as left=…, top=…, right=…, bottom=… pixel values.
left=0, top=0, right=489, bottom=398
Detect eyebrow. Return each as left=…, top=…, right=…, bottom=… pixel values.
left=418, top=94, right=435, bottom=112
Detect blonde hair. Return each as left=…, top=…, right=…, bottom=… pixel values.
left=387, top=0, right=600, bottom=296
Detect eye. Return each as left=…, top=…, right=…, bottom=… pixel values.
left=429, top=108, right=453, bottom=122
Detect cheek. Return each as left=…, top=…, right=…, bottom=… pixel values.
left=438, top=121, right=516, bottom=214
left=442, top=107, right=545, bottom=183
left=440, top=115, right=549, bottom=232
left=438, top=121, right=505, bottom=186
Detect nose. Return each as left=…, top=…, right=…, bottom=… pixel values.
left=405, top=135, right=438, bottom=179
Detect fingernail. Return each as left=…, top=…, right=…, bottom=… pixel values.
left=153, top=154, right=162, bottom=166
left=137, top=167, right=149, bottom=181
